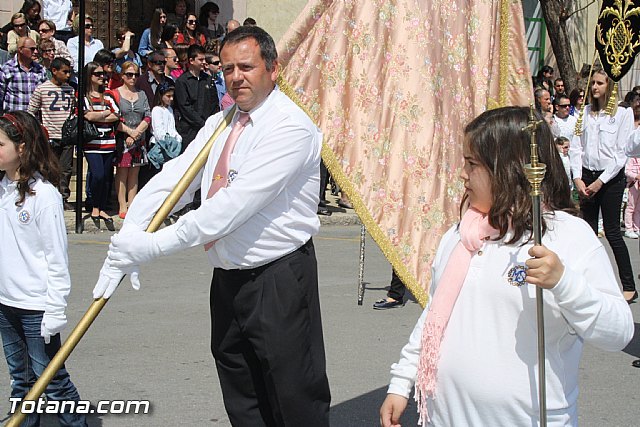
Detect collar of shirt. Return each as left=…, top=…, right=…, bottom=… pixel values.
left=0, top=175, right=17, bottom=194
left=238, top=85, right=279, bottom=125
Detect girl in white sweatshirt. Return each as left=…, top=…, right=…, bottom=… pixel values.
left=0, top=111, right=86, bottom=426
left=380, top=106, right=633, bottom=426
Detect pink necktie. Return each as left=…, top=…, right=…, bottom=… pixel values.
left=204, top=112, right=251, bottom=251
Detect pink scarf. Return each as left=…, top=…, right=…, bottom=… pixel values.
left=415, top=207, right=499, bottom=424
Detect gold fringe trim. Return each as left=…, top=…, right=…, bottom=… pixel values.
left=277, top=75, right=429, bottom=307
left=498, top=0, right=510, bottom=107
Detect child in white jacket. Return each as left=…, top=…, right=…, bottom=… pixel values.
left=0, top=111, right=87, bottom=426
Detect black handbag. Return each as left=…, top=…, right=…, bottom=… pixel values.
left=61, top=97, right=101, bottom=146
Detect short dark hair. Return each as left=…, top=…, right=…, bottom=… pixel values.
left=51, top=57, right=71, bottom=71
left=148, top=50, right=165, bottom=63
left=553, top=94, right=569, bottom=105
left=243, top=17, right=256, bottom=26
left=93, top=48, right=116, bottom=66
left=187, top=44, right=205, bottom=60
left=220, top=26, right=277, bottom=71
left=554, top=77, right=563, bottom=84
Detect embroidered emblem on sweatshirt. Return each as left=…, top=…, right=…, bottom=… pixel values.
left=507, top=265, right=527, bottom=287
left=18, top=209, right=31, bottom=224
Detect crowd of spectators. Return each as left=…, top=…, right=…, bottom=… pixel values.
left=0, top=1, right=264, bottom=226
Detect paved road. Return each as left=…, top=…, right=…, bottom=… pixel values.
left=1, top=225, right=638, bottom=426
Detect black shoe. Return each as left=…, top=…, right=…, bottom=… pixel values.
left=91, top=215, right=101, bottom=229
left=632, top=359, right=640, bottom=368
left=101, top=216, right=115, bottom=232
left=337, top=199, right=353, bottom=209
left=373, top=298, right=403, bottom=310
left=63, top=201, right=75, bottom=211
left=317, top=203, right=332, bottom=216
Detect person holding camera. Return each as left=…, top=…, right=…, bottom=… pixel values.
left=112, top=26, right=142, bottom=75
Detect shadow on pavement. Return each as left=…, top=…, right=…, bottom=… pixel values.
left=330, top=386, right=418, bottom=425
left=622, top=322, right=640, bottom=358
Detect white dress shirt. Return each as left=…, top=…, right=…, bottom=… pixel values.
left=387, top=211, right=633, bottom=426
left=0, top=175, right=70, bottom=315
left=43, top=0, right=73, bottom=31
left=569, top=105, right=634, bottom=183
left=625, top=127, right=640, bottom=157
left=554, top=113, right=577, bottom=141
left=123, top=87, right=322, bottom=269
left=66, top=36, right=104, bottom=73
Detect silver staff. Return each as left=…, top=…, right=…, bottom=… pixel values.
left=357, top=224, right=366, bottom=305
left=522, top=105, right=547, bottom=426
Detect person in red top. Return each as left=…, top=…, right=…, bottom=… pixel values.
left=83, top=61, right=120, bottom=230
left=178, top=14, right=206, bottom=46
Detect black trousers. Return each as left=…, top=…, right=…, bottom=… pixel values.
left=580, top=168, right=636, bottom=291
left=210, top=240, right=330, bottom=426
left=50, top=141, right=73, bottom=201
left=388, top=269, right=406, bottom=301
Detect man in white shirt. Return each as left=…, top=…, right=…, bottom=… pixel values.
left=553, top=94, right=577, bottom=140
left=66, top=16, right=104, bottom=73
left=92, top=26, right=330, bottom=425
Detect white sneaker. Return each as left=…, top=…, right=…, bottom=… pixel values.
left=625, top=231, right=639, bottom=239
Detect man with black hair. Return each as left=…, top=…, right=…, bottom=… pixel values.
left=174, top=44, right=219, bottom=150
left=93, top=26, right=330, bottom=426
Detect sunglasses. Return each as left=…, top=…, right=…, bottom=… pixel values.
left=124, top=72, right=139, bottom=78
left=21, top=46, right=37, bottom=51
left=42, top=48, right=56, bottom=53
left=187, top=19, right=197, bottom=24
left=38, top=27, right=52, bottom=33
left=557, top=104, right=571, bottom=108
left=85, top=24, right=94, bottom=29
left=210, top=60, right=220, bottom=65
left=13, top=23, right=26, bottom=28
left=152, top=60, right=167, bottom=65
left=92, top=71, right=106, bottom=77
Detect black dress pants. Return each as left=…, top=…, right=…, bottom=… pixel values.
left=210, top=240, right=330, bottom=426
left=388, top=269, right=406, bottom=302
left=580, top=168, right=636, bottom=292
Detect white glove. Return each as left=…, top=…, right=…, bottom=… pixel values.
left=41, top=312, right=67, bottom=344
left=108, top=230, right=162, bottom=269
left=92, top=257, right=141, bottom=299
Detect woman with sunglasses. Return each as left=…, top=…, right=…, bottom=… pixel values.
left=112, top=62, right=151, bottom=219
left=36, top=19, right=74, bottom=69
left=179, top=14, right=206, bottom=46
left=568, top=88, right=585, bottom=117
left=7, top=12, right=39, bottom=55
left=198, top=1, right=224, bottom=41
left=83, top=61, right=120, bottom=230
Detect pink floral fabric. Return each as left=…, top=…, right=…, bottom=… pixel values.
left=277, top=0, right=532, bottom=305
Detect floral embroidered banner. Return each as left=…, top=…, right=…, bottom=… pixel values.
left=277, top=0, right=532, bottom=306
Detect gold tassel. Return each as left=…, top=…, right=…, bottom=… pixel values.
left=574, top=104, right=586, bottom=136
left=605, top=82, right=618, bottom=116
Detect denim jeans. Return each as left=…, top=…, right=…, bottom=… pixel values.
left=0, top=304, right=87, bottom=427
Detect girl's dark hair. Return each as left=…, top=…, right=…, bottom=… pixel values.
left=160, top=24, right=180, bottom=44
left=462, top=106, right=577, bottom=244
left=181, top=14, right=202, bottom=42
left=568, top=88, right=583, bottom=107
left=0, top=111, right=60, bottom=206
left=153, top=81, right=175, bottom=107
left=150, top=8, right=167, bottom=50
left=84, top=61, right=103, bottom=90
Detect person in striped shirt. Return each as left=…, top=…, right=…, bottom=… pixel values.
left=28, top=57, right=75, bottom=210
left=83, top=61, right=120, bottom=230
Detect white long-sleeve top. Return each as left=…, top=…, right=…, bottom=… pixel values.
left=150, top=105, right=182, bottom=146
left=625, top=127, right=640, bottom=157
left=554, top=113, right=577, bottom=141
left=388, top=211, right=633, bottom=426
left=0, top=175, right=70, bottom=315
left=123, top=87, right=322, bottom=269
left=569, top=105, right=634, bottom=183
left=42, top=0, right=73, bottom=31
